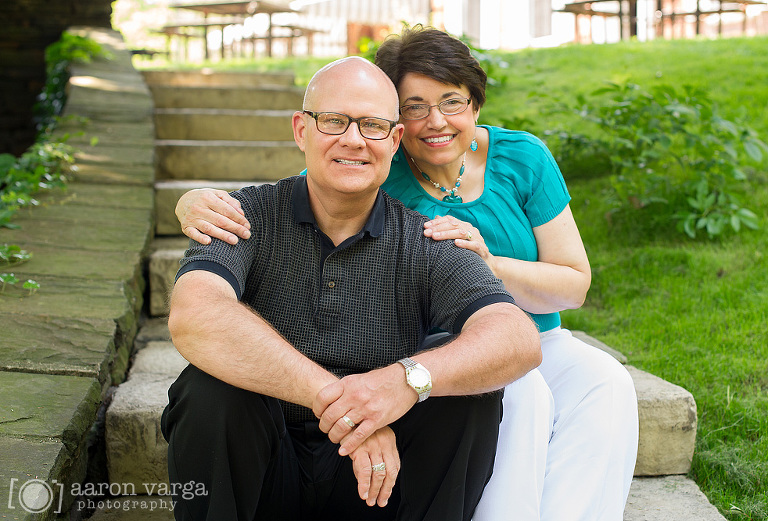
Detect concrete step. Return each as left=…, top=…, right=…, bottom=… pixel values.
left=154, top=108, right=295, bottom=141
left=149, top=84, right=304, bottom=110
left=106, top=320, right=697, bottom=491
left=88, top=476, right=728, bottom=520
left=141, top=70, right=296, bottom=88
left=154, top=180, right=266, bottom=238
left=154, top=139, right=306, bottom=181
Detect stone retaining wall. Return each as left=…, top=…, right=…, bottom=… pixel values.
left=0, top=27, right=153, bottom=520
left=0, top=0, right=113, bottom=156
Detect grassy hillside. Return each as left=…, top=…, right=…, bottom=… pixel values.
left=486, top=36, right=767, bottom=521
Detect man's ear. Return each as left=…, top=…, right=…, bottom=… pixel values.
left=293, top=111, right=307, bottom=152
left=390, top=124, right=405, bottom=157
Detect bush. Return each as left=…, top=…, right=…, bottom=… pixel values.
left=545, top=82, right=767, bottom=239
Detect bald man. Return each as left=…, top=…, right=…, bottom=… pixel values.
left=162, top=57, right=541, bottom=521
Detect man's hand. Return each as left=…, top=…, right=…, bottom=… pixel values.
left=349, top=427, right=400, bottom=507
left=313, top=365, right=416, bottom=456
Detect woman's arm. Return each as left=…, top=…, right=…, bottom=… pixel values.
left=424, top=204, right=591, bottom=315
left=175, top=189, right=252, bottom=245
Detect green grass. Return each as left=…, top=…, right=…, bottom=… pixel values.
left=496, top=36, right=768, bottom=521
left=142, top=36, right=768, bottom=519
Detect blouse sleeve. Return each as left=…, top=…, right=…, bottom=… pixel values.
left=490, top=130, right=571, bottom=228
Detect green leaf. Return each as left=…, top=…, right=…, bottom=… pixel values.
left=743, top=140, right=763, bottom=162
left=730, top=215, right=741, bottom=232
left=0, top=154, right=16, bottom=173
left=0, top=273, right=19, bottom=285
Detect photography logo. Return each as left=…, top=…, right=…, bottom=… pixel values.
left=7, top=478, right=64, bottom=514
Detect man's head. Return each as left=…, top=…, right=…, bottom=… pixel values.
left=293, top=57, right=404, bottom=200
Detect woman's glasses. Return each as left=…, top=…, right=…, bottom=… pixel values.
left=399, top=98, right=472, bottom=121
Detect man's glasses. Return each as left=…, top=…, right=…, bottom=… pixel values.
left=302, top=111, right=398, bottom=140
left=399, top=98, right=472, bottom=121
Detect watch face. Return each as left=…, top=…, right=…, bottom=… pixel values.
left=410, top=368, right=430, bottom=388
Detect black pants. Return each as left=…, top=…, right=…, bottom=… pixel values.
left=161, top=365, right=501, bottom=521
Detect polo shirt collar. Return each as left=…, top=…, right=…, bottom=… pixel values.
left=291, top=175, right=385, bottom=238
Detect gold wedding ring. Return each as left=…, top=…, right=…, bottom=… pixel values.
left=465, top=230, right=473, bottom=240
left=372, top=462, right=386, bottom=472
left=342, top=415, right=356, bottom=428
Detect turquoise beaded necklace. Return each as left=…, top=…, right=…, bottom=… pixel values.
left=410, top=153, right=466, bottom=203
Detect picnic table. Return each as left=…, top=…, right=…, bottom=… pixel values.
left=557, top=0, right=767, bottom=42
left=167, top=1, right=298, bottom=59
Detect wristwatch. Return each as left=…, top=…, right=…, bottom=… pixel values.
left=398, top=358, right=432, bottom=402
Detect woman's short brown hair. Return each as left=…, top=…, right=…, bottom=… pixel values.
left=375, top=25, right=487, bottom=109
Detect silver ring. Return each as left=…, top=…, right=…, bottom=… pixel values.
left=465, top=230, right=473, bottom=240
left=372, top=462, right=386, bottom=472
left=342, top=415, right=356, bottom=428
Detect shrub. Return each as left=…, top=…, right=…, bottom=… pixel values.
left=546, top=82, right=767, bottom=239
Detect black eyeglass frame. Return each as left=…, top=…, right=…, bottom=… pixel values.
left=399, top=97, right=472, bottom=121
left=302, top=110, right=399, bottom=140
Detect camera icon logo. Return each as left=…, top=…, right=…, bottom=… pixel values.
left=18, top=479, right=54, bottom=513
left=7, top=478, right=62, bottom=514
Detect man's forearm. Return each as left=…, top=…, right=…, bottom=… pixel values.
left=412, top=302, right=541, bottom=397
left=169, top=271, right=338, bottom=409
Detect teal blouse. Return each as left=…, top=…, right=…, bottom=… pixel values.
left=381, top=126, right=571, bottom=332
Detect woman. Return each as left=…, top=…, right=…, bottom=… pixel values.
left=174, top=26, right=638, bottom=521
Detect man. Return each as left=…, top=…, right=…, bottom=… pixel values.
left=162, top=56, right=541, bottom=521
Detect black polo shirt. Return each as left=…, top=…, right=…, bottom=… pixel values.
left=177, top=175, right=515, bottom=422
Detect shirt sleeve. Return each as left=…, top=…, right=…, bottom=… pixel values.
left=491, top=130, right=571, bottom=228
left=426, top=239, right=517, bottom=334
left=175, top=188, right=260, bottom=300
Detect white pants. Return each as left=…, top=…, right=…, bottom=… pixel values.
left=473, top=327, right=639, bottom=521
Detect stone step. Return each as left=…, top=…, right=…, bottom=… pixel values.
left=87, top=476, right=728, bottom=520
left=154, top=180, right=267, bottom=238
left=149, top=84, right=304, bottom=110
left=154, top=139, right=306, bottom=181
left=153, top=108, right=295, bottom=141
left=106, top=320, right=697, bottom=494
left=141, top=70, right=296, bottom=88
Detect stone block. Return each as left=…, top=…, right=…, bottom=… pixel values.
left=106, top=373, right=177, bottom=488
left=74, top=143, right=154, bottom=168
left=0, top=207, right=152, bottom=253
left=153, top=108, right=295, bottom=142
left=149, top=85, right=304, bottom=110
left=624, top=476, right=726, bottom=521
left=106, top=343, right=187, bottom=488
left=35, top=183, right=154, bottom=212
left=0, top=372, right=100, bottom=451
left=63, top=86, right=153, bottom=123
left=129, top=342, right=188, bottom=378
left=134, top=318, right=172, bottom=350
left=0, top=315, right=117, bottom=384
left=141, top=70, right=296, bottom=88
left=0, top=438, right=71, bottom=521
left=149, top=249, right=186, bottom=317
left=154, top=140, right=305, bottom=181
left=55, top=120, right=155, bottom=148
left=627, top=366, right=697, bottom=476
left=72, top=162, right=154, bottom=186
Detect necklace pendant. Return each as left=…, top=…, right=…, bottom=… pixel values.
left=442, top=194, right=463, bottom=203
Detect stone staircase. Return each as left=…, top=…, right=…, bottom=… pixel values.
left=98, top=71, right=726, bottom=520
